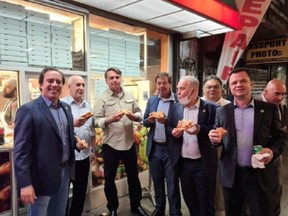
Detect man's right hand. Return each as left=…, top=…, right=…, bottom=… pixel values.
left=106, top=111, right=125, bottom=124
left=208, top=129, right=222, bottom=143
left=21, top=185, right=37, bottom=204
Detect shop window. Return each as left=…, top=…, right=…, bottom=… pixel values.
left=89, top=14, right=169, bottom=187
left=0, top=0, right=85, bottom=70
left=0, top=71, right=18, bottom=148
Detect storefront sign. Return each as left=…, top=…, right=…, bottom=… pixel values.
left=165, top=0, right=239, bottom=29
left=246, top=38, right=288, bottom=64
left=216, top=0, right=271, bottom=81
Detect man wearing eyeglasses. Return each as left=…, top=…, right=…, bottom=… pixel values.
left=202, top=75, right=230, bottom=106
left=258, top=79, right=288, bottom=216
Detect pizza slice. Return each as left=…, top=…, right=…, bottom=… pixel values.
left=216, top=127, right=228, bottom=139
left=176, top=119, right=194, bottom=130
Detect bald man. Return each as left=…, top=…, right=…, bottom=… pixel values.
left=260, top=79, right=287, bottom=216
left=61, top=75, right=96, bottom=216
left=2, top=78, right=18, bottom=128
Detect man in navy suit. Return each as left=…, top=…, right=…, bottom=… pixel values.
left=14, top=67, right=86, bottom=216
left=209, top=68, right=286, bottom=216
left=143, top=72, right=181, bottom=216
left=167, top=75, right=218, bottom=216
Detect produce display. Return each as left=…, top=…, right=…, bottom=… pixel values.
left=92, top=124, right=149, bottom=187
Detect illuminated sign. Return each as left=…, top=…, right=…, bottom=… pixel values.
left=165, top=0, right=239, bottom=29
left=246, top=38, right=288, bottom=64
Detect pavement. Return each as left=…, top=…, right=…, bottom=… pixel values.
left=82, top=146, right=288, bottom=216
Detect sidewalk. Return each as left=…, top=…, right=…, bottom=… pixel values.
left=83, top=147, right=288, bottom=216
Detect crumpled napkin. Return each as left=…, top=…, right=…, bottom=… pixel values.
left=251, top=153, right=270, bottom=169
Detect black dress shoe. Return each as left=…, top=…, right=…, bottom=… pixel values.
left=151, top=209, right=165, bottom=216
left=109, top=210, right=117, bottom=216
left=131, top=206, right=149, bottom=216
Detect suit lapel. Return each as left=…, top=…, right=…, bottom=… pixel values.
left=253, top=100, right=264, bottom=143
left=37, top=97, right=61, bottom=138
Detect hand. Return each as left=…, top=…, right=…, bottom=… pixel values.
left=125, top=112, right=138, bottom=121
left=185, top=124, right=200, bottom=135
left=91, top=152, right=97, bottom=166
left=75, top=136, right=89, bottom=150
left=147, top=116, right=156, bottom=124
left=20, top=185, right=37, bottom=205
left=208, top=129, right=222, bottom=144
left=107, top=112, right=125, bottom=124
left=74, top=116, right=86, bottom=127
left=157, top=116, right=167, bottom=124
left=172, top=128, right=184, bottom=138
left=258, top=148, right=273, bottom=164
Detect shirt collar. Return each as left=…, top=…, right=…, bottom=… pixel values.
left=158, top=91, right=175, bottom=102
left=41, top=95, right=62, bottom=109
left=185, top=97, right=200, bottom=110
left=65, top=95, right=86, bottom=107
left=234, top=98, right=254, bottom=108
left=107, top=87, right=124, bottom=98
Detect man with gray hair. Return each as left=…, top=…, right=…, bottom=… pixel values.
left=167, top=75, right=218, bottom=216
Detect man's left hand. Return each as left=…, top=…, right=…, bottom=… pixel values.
left=259, top=148, right=273, bottom=164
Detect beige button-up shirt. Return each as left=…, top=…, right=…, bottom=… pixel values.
left=94, top=88, right=142, bottom=150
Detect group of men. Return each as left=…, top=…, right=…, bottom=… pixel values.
left=13, top=66, right=287, bottom=216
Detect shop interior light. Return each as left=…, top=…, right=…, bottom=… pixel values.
left=75, top=0, right=238, bottom=37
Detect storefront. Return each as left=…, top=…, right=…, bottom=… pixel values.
left=0, top=0, right=172, bottom=215
left=246, top=37, right=288, bottom=96
left=0, top=0, right=243, bottom=215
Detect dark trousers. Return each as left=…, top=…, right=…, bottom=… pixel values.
left=223, top=166, right=268, bottom=216
left=265, top=156, right=282, bottom=216
left=68, top=157, right=90, bottom=216
left=102, top=144, right=142, bottom=211
left=179, top=157, right=215, bottom=216
left=149, top=143, right=182, bottom=216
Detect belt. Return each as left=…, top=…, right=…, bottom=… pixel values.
left=180, top=156, right=201, bottom=162
left=236, top=165, right=253, bottom=172
left=153, top=141, right=167, bottom=146
left=59, top=161, right=69, bottom=167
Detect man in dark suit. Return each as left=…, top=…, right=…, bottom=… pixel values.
left=143, top=72, right=181, bottom=216
left=257, top=79, right=287, bottom=216
left=167, top=75, right=218, bottom=216
left=14, top=67, right=86, bottom=216
left=209, top=68, right=286, bottom=216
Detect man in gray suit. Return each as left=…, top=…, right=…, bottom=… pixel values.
left=209, top=68, right=286, bottom=216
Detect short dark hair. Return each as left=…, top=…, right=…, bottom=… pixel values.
left=38, top=67, right=65, bottom=87
left=228, top=67, right=252, bottom=80
left=203, top=75, right=222, bottom=86
left=155, top=72, right=171, bottom=84
left=105, top=67, right=122, bottom=79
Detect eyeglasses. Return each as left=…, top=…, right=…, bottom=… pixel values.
left=205, top=85, right=221, bottom=90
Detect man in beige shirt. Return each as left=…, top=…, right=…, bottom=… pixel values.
left=93, top=67, right=148, bottom=216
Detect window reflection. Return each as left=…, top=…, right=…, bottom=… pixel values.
left=0, top=71, right=18, bottom=147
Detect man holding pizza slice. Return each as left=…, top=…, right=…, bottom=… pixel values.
left=208, top=68, right=286, bottom=216
left=143, top=72, right=181, bottom=216
left=61, top=75, right=96, bottom=216
left=167, top=75, right=218, bottom=216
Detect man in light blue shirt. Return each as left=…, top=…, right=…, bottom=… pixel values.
left=62, top=75, right=95, bottom=216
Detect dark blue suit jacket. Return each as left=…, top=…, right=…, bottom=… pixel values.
left=166, top=99, right=218, bottom=179
left=214, top=99, right=286, bottom=189
left=14, top=96, right=76, bottom=196
left=143, top=94, right=177, bottom=158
